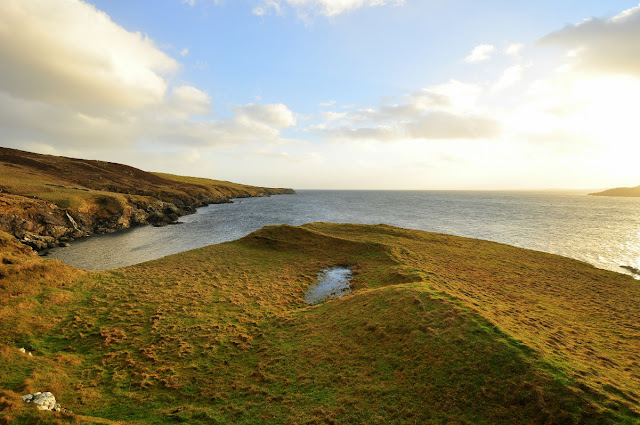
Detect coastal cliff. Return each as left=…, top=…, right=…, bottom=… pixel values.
left=0, top=147, right=294, bottom=251
left=589, top=185, right=640, bottom=197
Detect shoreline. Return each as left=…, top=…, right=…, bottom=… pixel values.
left=1, top=189, right=295, bottom=253
left=0, top=147, right=295, bottom=252
left=2, top=223, right=637, bottom=423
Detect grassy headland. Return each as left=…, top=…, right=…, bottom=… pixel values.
left=0, top=147, right=293, bottom=250
left=1, top=223, right=638, bottom=424
left=590, top=185, right=640, bottom=197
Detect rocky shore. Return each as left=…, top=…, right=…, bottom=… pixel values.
left=0, top=147, right=294, bottom=252
left=0, top=189, right=293, bottom=252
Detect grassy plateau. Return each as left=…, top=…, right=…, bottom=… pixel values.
left=0, top=222, right=638, bottom=424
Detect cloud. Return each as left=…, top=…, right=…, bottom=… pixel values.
left=0, top=0, right=299, bottom=153
left=540, top=4, right=640, bottom=76
left=180, top=48, right=189, bottom=57
left=253, top=0, right=282, bottom=16
left=323, top=111, right=348, bottom=121
left=405, top=112, right=501, bottom=139
left=0, top=0, right=178, bottom=113
left=0, top=92, right=144, bottom=149
left=505, top=43, right=524, bottom=56
left=464, top=44, right=496, bottom=63
left=166, top=85, right=212, bottom=117
left=492, top=64, right=529, bottom=92
left=314, top=80, right=501, bottom=142
left=320, top=125, right=401, bottom=142
left=253, top=0, right=405, bottom=17
left=233, top=103, right=296, bottom=128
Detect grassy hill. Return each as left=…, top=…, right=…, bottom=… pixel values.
left=0, top=147, right=293, bottom=204
left=0, top=223, right=638, bottom=424
left=0, top=147, right=293, bottom=250
left=589, top=185, right=640, bottom=197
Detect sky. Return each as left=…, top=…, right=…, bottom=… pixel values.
left=1, top=0, right=640, bottom=190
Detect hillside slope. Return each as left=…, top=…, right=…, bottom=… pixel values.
left=590, top=185, right=640, bottom=197
left=0, top=224, right=637, bottom=424
left=0, top=147, right=293, bottom=250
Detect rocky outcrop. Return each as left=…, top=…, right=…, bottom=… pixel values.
left=0, top=193, right=200, bottom=251
left=22, top=391, right=73, bottom=414
left=0, top=188, right=293, bottom=252
left=0, top=147, right=295, bottom=251
left=22, top=392, right=55, bottom=410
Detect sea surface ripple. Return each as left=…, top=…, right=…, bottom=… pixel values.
left=48, top=190, right=640, bottom=277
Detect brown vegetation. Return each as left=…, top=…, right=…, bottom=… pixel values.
left=1, top=223, right=638, bottom=423
left=0, top=147, right=294, bottom=250
left=590, top=185, right=640, bottom=197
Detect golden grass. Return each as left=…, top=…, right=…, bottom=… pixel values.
left=0, top=224, right=638, bottom=424
left=305, top=223, right=640, bottom=411
left=0, top=148, right=292, bottom=217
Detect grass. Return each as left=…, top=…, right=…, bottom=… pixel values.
left=0, top=224, right=638, bottom=424
left=0, top=148, right=293, bottom=228
left=152, top=172, right=292, bottom=196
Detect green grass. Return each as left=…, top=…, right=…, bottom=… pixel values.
left=1, top=224, right=638, bottom=424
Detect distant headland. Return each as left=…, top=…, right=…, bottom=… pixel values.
left=589, top=185, right=640, bottom=197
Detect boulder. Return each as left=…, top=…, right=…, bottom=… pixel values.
left=23, top=391, right=56, bottom=411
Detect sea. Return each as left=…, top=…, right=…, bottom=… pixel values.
left=47, top=190, right=640, bottom=278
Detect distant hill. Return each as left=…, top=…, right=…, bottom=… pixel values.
left=0, top=147, right=294, bottom=250
left=589, top=185, right=640, bottom=197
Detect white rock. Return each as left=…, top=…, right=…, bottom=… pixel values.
left=28, top=352, right=33, bottom=357
left=22, top=394, right=33, bottom=403
left=31, top=392, right=57, bottom=411
left=19, top=347, right=26, bottom=354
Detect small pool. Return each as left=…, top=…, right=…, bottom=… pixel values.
left=304, top=266, right=353, bottom=305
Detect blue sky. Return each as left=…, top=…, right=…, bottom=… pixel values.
left=92, top=0, right=632, bottom=112
left=2, top=0, right=640, bottom=189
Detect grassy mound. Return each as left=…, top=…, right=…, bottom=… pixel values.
left=0, top=224, right=638, bottom=424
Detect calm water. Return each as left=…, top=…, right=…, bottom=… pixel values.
left=47, top=190, right=640, bottom=278
left=305, top=267, right=353, bottom=305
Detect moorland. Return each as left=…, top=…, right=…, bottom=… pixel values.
left=0, top=147, right=293, bottom=251
left=0, top=150, right=638, bottom=424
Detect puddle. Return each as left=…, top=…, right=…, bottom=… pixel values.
left=304, top=266, right=353, bottom=305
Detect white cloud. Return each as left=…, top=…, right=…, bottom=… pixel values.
left=540, top=4, right=640, bottom=76
left=323, top=111, right=348, bottom=121
left=492, top=64, right=529, bottom=92
left=253, top=0, right=282, bottom=16
left=464, top=44, right=496, bottom=63
left=0, top=0, right=178, bottom=113
left=180, top=48, right=189, bottom=57
left=314, top=80, right=500, bottom=142
left=505, top=43, right=524, bottom=57
left=405, top=112, right=501, bottom=140
left=0, top=0, right=299, bottom=153
left=254, top=0, right=405, bottom=17
left=233, top=103, right=296, bottom=128
left=167, top=86, right=212, bottom=117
